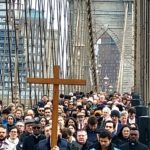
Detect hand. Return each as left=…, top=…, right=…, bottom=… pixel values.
left=51, top=145, right=59, bottom=150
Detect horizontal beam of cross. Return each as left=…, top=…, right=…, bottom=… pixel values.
left=27, top=78, right=86, bottom=85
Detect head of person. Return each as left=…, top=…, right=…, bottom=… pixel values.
left=8, top=126, right=18, bottom=140
left=16, top=121, right=25, bottom=134
left=8, top=103, right=16, bottom=114
left=102, top=107, right=111, bottom=118
left=26, top=109, right=35, bottom=118
left=0, top=125, right=7, bottom=141
left=32, top=122, right=41, bottom=136
left=68, top=101, right=74, bottom=109
left=129, top=128, right=139, bottom=142
left=7, top=114, right=15, bottom=125
left=42, top=95, right=49, bottom=103
left=1, top=109, right=10, bottom=119
left=40, top=117, right=48, bottom=127
left=76, top=129, right=87, bottom=145
left=120, top=111, right=128, bottom=125
left=77, top=112, right=85, bottom=123
left=61, top=128, right=72, bottom=143
left=105, top=120, right=115, bottom=134
left=110, top=110, right=120, bottom=124
left=58, top=116, right=65, bottom=129
left=44, top=125, right=52, bottom=138
left=24, top=115, right=32, bottom=121
left=38, top=107, right=45, bottom=116
left=118, top=125, right=130, bottom=139
left=98, top=129, right=112, bottom=149
left=129, top=123, right=138, bottom=129
left=68, top=124, right=76, bottom=135
left=44, top=108, right=51, bottom=118
left=15, top=109, right=23, bottom=119
left=24, top=119, right=34, bottom=133
left=87, top=116, right=98, bottom=131
left=65, top=117, right=77, bottom=127
left=58, top=106, right=64, bottom=115
left=128, top=107, right=136, bottom=120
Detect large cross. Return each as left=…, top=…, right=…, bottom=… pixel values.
left=27, top=65, right=86, bottom=148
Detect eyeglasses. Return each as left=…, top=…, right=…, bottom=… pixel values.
left=33, top=126, right=41, bottom=129
left=105, top=126, right=113, bottom=128
left=39, top=110, right=44, bottom=112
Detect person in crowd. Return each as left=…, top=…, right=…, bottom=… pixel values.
left=58, top=116, right=65, bottom=129
left=15, top=121, right=25, bottom=137
left=129, top=123, right=138, bottom=129
left=7, top=126, right=19, bottom=146
left=101, top=107, right=111, bottom=127
left=0, top=125, right=16, bottom=150
left=61, top=127, right=78, bottom=149
left=65, top=117, right=78, bottom=129
left=76, top=129, right=93, bottom=150
left=89, top=129, right=120, bottom=150
left=26, top=109, right=35, bottom=118
left=1, top=109, right=10, bottom=126
left=128, top=107, right=136, bottom=124
left=22, top=122, right=45, bottom=150
left=7, top=103, right=16, bottom=114
left=86, top=116, right=98, bottom=144
left=38, top=95, right=49, bottom=108
left=15, top=109, right=23, bottom=122
left=120, top=111, right=128, bottom=125
left=104, top=120, right=116, bottom=138
left=120, top=128, right=149, bottom=150
left=76, top=112, right=86, bottom=129
left=44, top=107, right=52, bottom=121
left=68, top=124, right=77, bottom=138
left=5, top=114, right=16, bottom=132
left=113, top=125, right=130, bottom=146
left=44, top=124, right=51, bottom=138
left=37, top=125, right=68, bottom=150
left=110, top=110, right=122, bottom=135
left=39, top=117, right=48, bottom=134
left=37, top=107, right=45, bottom=118
left=17, top=119, right=35, bottom=149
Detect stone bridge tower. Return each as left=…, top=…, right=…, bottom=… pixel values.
left=91, top=0, right=134, bottom=93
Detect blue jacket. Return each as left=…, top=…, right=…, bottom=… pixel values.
left=86, top=127, right=98, bottom=144
left=37, top=137, right=68, bottom=150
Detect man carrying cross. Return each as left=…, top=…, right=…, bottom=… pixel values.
left=37, top=124, right=68, bottom=150
left=27, top=65, right=86, bottom=148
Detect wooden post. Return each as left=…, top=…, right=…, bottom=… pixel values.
left=27, top=65, right=86, bottom=148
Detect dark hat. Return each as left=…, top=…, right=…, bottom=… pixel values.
left=111, top=110, right=120, bottom=118
left=24, top=119, right=35, bottom=125
left=32, top=121, right=40, bottom=127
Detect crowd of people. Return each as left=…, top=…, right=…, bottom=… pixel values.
left=0, top=91, right=149, bottom=150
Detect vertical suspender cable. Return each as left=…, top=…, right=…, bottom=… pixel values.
left=12, top=0, right=21, bottom=103
left=6, top=0, right=14, bottom=102
left=24, top=0, right=32, bottom=107
left=38, top=0, right=45, bottom=95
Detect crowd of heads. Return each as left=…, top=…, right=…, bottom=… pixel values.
left=0, top=91, right=147, bottom=149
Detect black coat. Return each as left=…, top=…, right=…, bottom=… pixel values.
left=22, top=134, right=46, bottom=150
left=120, top=141, right=149, bottom=150
left=17, top=132, right=31, bottom=150
left=82, top=141, right=93, bottom=150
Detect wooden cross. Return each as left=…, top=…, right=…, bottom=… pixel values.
left=27, top=65, right=86, bottom=148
